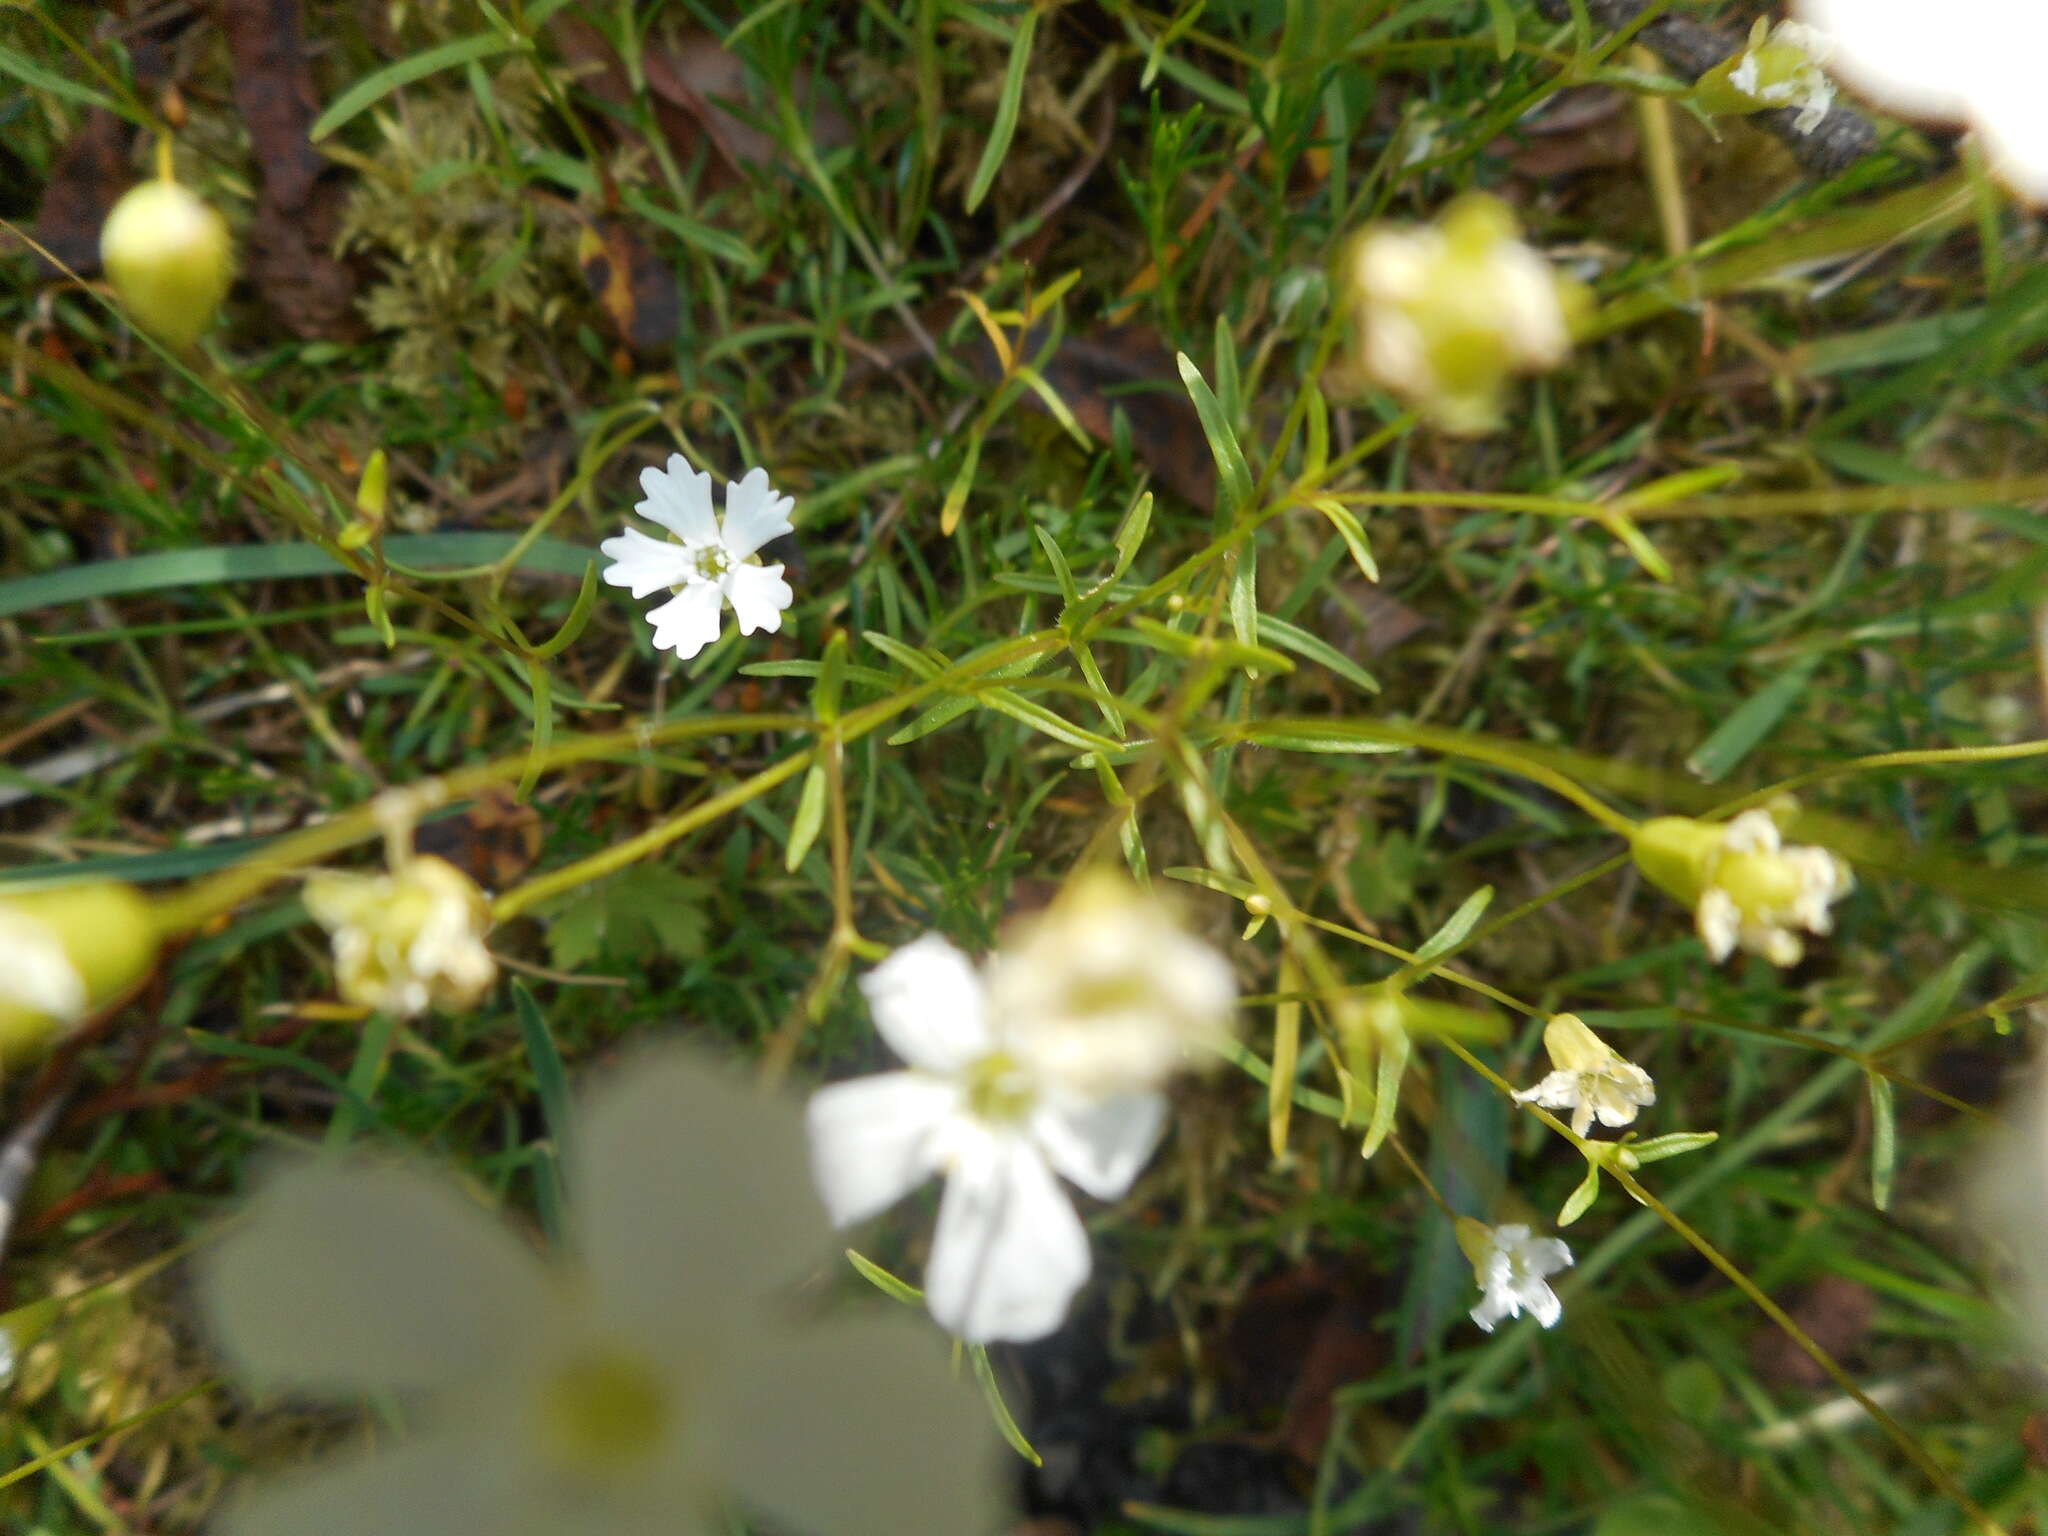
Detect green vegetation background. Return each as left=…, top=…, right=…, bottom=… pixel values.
left=1, top=1, right=2045, bottom=1533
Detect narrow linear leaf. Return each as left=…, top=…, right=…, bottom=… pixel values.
left=1176, top=354, right=1254, bottom=518
left=964, top=9, right=1039, bottom=213
left=969, top=1344, right=1043, bottom=1466
left=311, top=33, right=523, bottom=141
left=785, top=762, right=829, bottom=872
left=1867, top=1070, right=1898, bottom=1212
left=1686, top=655, right=1825, bottom=783
left=845, top=1248, right=924, bottom=1305
left=1270, top=951, right=1303, bottom=1162
left=1409, top=886, right=1496, bottom=971
left=512, top=981, right=572, bottom=1241
left=1310, top=497, right=1379, bottom=582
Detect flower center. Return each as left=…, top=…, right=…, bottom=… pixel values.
left=537, top=1346, right=672, bottom=1480
left=691, top=543, right=731, bottom=582
left=963, top=1051, right=1036, bottom=1125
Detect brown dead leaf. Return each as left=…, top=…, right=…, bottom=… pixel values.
left=1749, top=1274, right=1874, bottom=1390
left=577, top=216, right=681, bottom=356
left=28, top=108, right=130, bottom=277
left=552, top=18, right=849, bottom=187
left=1220, top=1264, right=1384, bottom=1465
left=414, top=786, right=544, bottom=892
left=960, top=322, right=1217, bottom=512
left=552, top=16, right=847, bottom=188
left=217, top=0, right=360, bottom=339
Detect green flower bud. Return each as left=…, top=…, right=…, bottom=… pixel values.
left=1694, top=19, right=1835, bottom=134
left=0, top=882, right=158, bottom=1064
left=100, top=179, right=234, bottom=350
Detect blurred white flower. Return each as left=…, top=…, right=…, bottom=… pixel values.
left=808, top=928, right=1192, bottom=1343
left=1632, top=808, right=1852, bottom=968
left=986, top=870, right=1237, bottom=1099
left=0, top=900, right=88, bottom=1026
left=304, top=855, right=496, bottom=1018
left=1459, top=1219, right=1573, bottom=1333
left=201, top=1045, right=1001, bottom=1536
left=1344, top=194, right=1583, bottom=434
left=601, top=458, right=795, bottom=661
left=1795, top=0, right=2048, bottom=200
left=1513, top=1013, right=1655, bottom=1138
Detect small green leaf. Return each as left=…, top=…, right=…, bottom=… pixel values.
left=1867, top=1070, right=1897, bottom=1211
left=311, top=33, right=524, bottom=141
left=1035, top=526, right=1082, bottom=608
left=970, top=1344, right=1044, bottom=1467
left=511, top=981, right=572, bottom=1241
left=1557, top=1160, right=1602, bottom=1226
left=845, top=1249, right=924, bottom=1304
left=1310, top=496, right=1379, bottom=582
left=1228, top=543, right=1258, bottom=651
left=1408, top=886, right=1495, bottom=970
left=964, top=8, right=1039, bottom=213
left=1359, top=1020, right=1411, bottom=1160
left=785, top=763, right=829, bottom=872
left=1176, top=353, right=1254, bottom=519
left=1108, top=491, right=1154, bottom=583
left=1685, top=655, right=1825, bottom=783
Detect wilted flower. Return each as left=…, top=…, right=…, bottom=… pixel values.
left=100, top=178, right=234, bottom=350
left=303, top=854, right=495, bottom=1017
left=1796, top=0, right=2048, bottom=200
left=1513, top=1013, right=1655, bottom=1138
left=0, top=883, right=157, bottom=1064
left=601, top=459, right=795, bottom=661
left=1457, top=1218, right=1573, bottom=1333
left=1631, top=808, right=1852, bottom=967
left=201, top=1045, right=1002, bottom=1536
left=1341, top=194, right=1586, bottom=434
left=985, top=870, right=1237, bottom=1098
left=807, top=900, right=1231, bottom=1344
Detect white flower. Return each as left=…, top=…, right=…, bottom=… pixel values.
left=1512, top=1013, right=1656, bottom=1139
left=600, top=458, right=795, bottom=661
left=1460, top=1220, right=1573, bottom=1333
left=200, top=1045, right=1001, bottom=1536
left=0, top=900, right=88, bottom=1026
left=806, top=934, right=1177, bottom=1344
left=303, top=855, right=496, bottom=1017
left=984, top=870, right=1238, bottom=1099
left=1795, top=0, right=2048, bottom=200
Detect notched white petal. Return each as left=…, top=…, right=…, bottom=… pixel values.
left=925, top=1135, right=1090, bottom=1343
left=636, top=455, right=718, bottom=543
left=858, top=935, right=995, bottom=1072
left=806, top=1072, right=959, bottom=1227
left=644, top=583, right=726, bottom=661
left=722, top=562, right=793, bottom=636
left=599, top=528, right=695, bottom=599
left=720, top=467, right=797, bottom=560
left=1029, top=1090, right=1168, bottom=1201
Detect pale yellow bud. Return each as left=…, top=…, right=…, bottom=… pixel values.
left=0, top=883, right=158, bottom=1064
left=100, top=180, right=234, bottom=350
